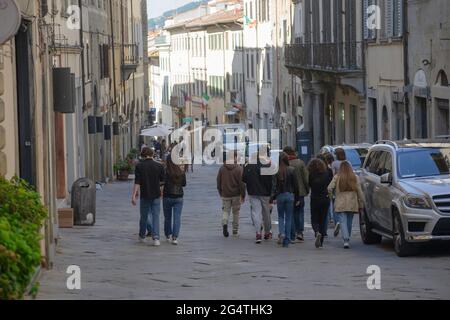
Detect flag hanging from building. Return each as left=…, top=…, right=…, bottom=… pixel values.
left=182, top=90, right=191, bottom=102
left=201, top=93, right=210, bottom=109
left=244, top=15, right=257, bottom=29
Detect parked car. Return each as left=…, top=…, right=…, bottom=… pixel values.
left=320, top=143, right=372, bottom=171
left=359, top=140, right=450, bottom=257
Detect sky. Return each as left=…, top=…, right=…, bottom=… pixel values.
left=147, top=0, right=196, bottom=19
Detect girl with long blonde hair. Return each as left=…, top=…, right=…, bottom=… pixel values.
left=327, top=161, right=365, bottom=249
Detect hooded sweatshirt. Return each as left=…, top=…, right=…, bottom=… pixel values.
left=217, top=164, right=246, bottom=198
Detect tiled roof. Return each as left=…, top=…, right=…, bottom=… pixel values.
left=165, top=9, right=243, bottom=30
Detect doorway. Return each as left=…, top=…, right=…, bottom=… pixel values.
left=369, top=98, right=378, bottom=142
left=415, top=97, right=428, bottom=138
left=15, top=21, right=36, bottom=186
left=435, top=98, right=449, bottom=136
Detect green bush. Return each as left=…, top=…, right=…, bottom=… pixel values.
left=0, top=176, right=48, bottom=300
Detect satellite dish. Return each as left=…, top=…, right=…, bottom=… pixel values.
left=0, top=0, right=21, bottom=45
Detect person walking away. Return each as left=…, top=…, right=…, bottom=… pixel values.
left=217, top=151, right=246, bottom=237
left=283, top=147, right=309, bottom=242
left=132, top=148, right=165, bottom=246
left=331, top=148, right=347, bottom=175
left=163, top=155, right=187, bottom=245
left=328, top=161, right=365, bottom=249
left=271, top=152, right=300, bottom=248
left=242, top=152, right=273, bottom=243
left=317, top=153, right=335, bottom=237
left=308, top=158, right=333, bottom=248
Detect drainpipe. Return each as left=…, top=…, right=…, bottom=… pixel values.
left=403, top=0, right=410, bottom=139
left=78, top=0, right=86, bottom=111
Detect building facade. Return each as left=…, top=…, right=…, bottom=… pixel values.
left=0, top=0, right=148, bottom=267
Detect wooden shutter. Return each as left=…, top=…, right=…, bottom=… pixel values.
left=394, top=0, right=403, bottom=37
left=385, top=0, right=394, bottom=38
left=363, top=0, right=369, bottom=39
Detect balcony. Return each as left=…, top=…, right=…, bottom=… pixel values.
left=122, top=44, right=139, bottom=81
left=285, top=42, right=363, bottom=74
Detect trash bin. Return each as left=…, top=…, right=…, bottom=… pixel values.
left=71, top=178, right=96, bottom=226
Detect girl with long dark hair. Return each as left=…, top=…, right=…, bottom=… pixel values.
left=308, top=158, right=333, bottom=248
left=163, top=155, right=187, bottom=245
left=271, top=152, right=299, bottom=248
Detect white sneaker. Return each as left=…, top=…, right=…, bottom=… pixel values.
left=139, top=237, right=146, bottom=244
left=172, top=238, right=178, bottom=245
left=344, top=242, right=350, bottom=249
left=166, top=236, right=172, bottom=243
left=153, top=239, right=161, bottom=247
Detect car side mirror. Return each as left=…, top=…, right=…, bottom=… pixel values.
left=380, top=173, right=393, bottom=185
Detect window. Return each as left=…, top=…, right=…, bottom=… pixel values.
left=251, top=53, right=255, bottom=79
left=266, top=50, right=271, bottom=81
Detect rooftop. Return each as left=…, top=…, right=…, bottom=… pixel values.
left=165, top=8, right=243, bottom=30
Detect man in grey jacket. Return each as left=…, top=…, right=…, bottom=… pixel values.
left=284, top=147, right=309, bottom=242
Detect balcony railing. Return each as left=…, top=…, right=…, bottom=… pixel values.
left=123, top=44, right=139, bottom=65
left=122, top=44, right=139, bottom=81
left=285, top=42, right=363, bottom=73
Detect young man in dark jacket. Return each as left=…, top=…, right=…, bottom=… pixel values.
left=132, top=148, right=165, bottom=246
left=242, top=152, right=273, bottom=243
left=217, top=152, right=246, bottom=237
left=283, top=147, right=309, bottom=242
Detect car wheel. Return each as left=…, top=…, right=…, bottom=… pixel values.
left=360, top=209, right=382, bottom=244
left=393, top=210, right=419, bottom=257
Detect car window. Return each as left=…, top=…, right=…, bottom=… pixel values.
left=345, top=149, right=364, bottom=168
left=375, top=151, right=392, bottom=176
left=368, top=151, right=383, bottom=175
left=364, top=151, right=374, bottom=170
left=398, top=148, right=450, bottom=178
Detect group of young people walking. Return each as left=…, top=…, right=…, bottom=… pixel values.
left=217, top=147, right=365, bottom=249
left=131, top=144, right=365, bottom=250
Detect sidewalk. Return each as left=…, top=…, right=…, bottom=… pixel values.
left=37, top=165, right=450, bottom=299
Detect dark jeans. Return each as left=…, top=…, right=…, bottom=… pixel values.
left=163, top=197, right=184, bottom=238
left=140, top=198, right=161, bottom=240
left=291, top=196, right=305, bottom=239
left=310, top=197, right=330, bottom=244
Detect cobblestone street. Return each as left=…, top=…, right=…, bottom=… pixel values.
left=38, top=165, right=450, bottom=300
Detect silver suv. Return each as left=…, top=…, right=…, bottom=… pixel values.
left=359, top=140, right=450, bottom=257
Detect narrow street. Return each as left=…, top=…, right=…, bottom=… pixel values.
left=37, top=165, right=450, bottom=300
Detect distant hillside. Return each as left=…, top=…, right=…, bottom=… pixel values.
left=148, top=0, right=209, bottom=30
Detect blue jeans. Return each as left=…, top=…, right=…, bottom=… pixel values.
left=140, top=198, right=161, bottom=240
left=277, top=192, right=294, bottom=245
left=163, top=197, right=184, bottom=238
left=335, top=212, right=355, bottom=242
left=291, top=196, right=305, bottom=239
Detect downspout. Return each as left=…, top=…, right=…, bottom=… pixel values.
left=109, top=0, right=117, bottom=114
left=402, top=0, right=410, bottom=139
left=78, top=0, right=86, bottom=111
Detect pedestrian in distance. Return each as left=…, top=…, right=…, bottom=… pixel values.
left=242, top=151, right=274, bottom=244
left=328, top=161, right=365, bottom=249
left=132, top=147, right=165, bottom=246
left=331, top=147, right=347, bottom=175
left=217, top=151, right=246, bottom=238
left=308, top=158, right=333, bottom=249
left=163, top=155, right=187, bottom=245
left=283, top=146, right=309, bottom=242
left=271, top=152, right=300, bottom=248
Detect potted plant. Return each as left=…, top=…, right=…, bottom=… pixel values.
left=114, top=158, right=133, bottom=181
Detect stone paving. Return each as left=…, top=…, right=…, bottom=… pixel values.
left=38, top=165, right=450, bottom=300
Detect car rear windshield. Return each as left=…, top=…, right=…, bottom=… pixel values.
left=398, top=148, right=450, bottom=178
left=345, top=149, right=364, bottom=168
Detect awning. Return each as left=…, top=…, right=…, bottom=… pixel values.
left=140, top=124, right=173, bottom=137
